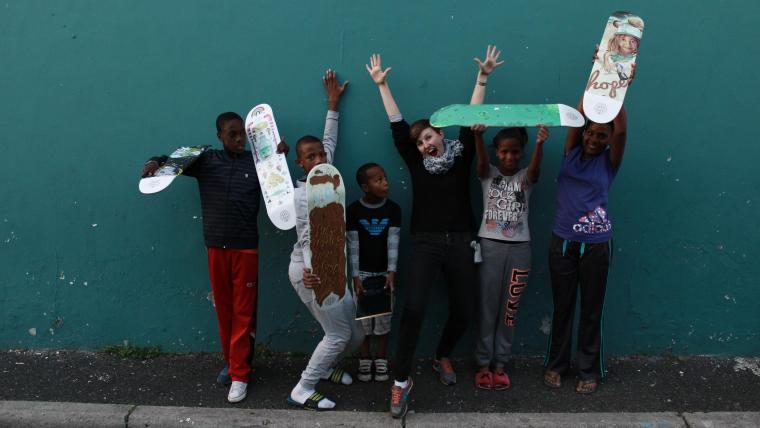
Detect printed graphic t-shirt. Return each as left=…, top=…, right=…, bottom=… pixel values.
left=553, top=146, right=618, bottom=244
left=347, top=199, right=402, bottom=273
left=478, top=165, right=533, bottom=242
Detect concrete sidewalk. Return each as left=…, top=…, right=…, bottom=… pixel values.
left=2, top=401, right=760, bottom=427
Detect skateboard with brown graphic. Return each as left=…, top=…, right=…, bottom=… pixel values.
left=306, top=163, right=348, bottom=308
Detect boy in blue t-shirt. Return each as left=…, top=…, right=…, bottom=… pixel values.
left=347, top=163, right=401, bottom=382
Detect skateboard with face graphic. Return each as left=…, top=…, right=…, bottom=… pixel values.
left=306, top=163, right=348, bottom=308
left=139, top=145, right=210, bottom=194
left=583, top=11, right=644, bottom=124
left=429, top=104, right=585, bottom=128
left=245, top=104, right=296, bottom=230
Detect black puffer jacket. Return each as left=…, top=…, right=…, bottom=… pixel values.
left=151, top=148, right=261, bottom=249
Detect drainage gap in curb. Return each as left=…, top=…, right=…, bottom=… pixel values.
left=124, top=404, right=138, bottom=428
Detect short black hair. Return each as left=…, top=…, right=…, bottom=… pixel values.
left=216, top=112, right=243, bottom=133
left=584, top=118, right=615, bottom=134
left=356, top=162, right=382, bottom=186
left=493, top=127, right=528, bottom=149
left=295, top=135, right=322, bottom=157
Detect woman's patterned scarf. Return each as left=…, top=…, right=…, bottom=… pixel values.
left=422, top=139, right=463, bottom=174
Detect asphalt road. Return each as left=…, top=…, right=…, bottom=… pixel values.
left=2, top=350, right=759, bottom=413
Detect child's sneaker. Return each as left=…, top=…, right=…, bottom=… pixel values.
left=374, top=359, right=389, bottom=382
left=217, top=363, right=231, bottom=386
left=433, top=357, right=457, bottom=385
left=389, top=377, right=413, bottom=419
left=227, top=381, right=247, bottom=403
left=357, top=359, right=372, bottom=382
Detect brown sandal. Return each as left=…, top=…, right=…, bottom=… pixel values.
left=575, top=379, right=598, bottom=394
left=543, top=371, right=561, bottom=389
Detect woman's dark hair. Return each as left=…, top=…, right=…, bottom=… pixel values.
left=492, top=127, right=528, bottom=149
left=409, top=119, right=440, bottom=142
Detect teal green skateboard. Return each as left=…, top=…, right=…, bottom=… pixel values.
left=429, top=104, right=585, bottom=128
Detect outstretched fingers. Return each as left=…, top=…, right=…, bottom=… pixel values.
left=476, top=44, right=505, bottom=75
left=488, top=44, right=503, bottom=63
left=366, top=53, right=391, bottom=84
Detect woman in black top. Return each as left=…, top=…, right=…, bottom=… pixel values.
left=365, top=46, right=503, bottom=418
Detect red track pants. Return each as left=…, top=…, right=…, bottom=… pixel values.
left=207, top=247, right=258, bottom=382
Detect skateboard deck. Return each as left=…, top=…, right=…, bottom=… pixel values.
left=138, top=145, right=210, bottom=194
left=245, top=104, right=296, bottom=230
left=306, top=163, right=347, bottom=308
left=430, top=104, right=585, bottom=128
left=583, top=11, right=644, bottom=123
left=355, top=275, right=393, bottom=321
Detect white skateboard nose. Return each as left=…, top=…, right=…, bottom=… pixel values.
left=558, top=104, right=586, bottom=127
left=139, top=175, right=176, bottom=194
left=583, top=93, right=622, bottom=124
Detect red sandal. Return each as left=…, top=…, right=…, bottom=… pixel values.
left=475, top=367, right=493, bottom=390
left=492, top=370, right=511, bottom=390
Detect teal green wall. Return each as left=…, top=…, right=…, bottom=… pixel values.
left=1, top=1, right=758, bottom=356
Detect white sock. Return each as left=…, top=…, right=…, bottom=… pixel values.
left=290, top=382, right=335, bottom=409
left=394, top=379, right=409, bottom=389
left=322, top=367, right=353, bottom=385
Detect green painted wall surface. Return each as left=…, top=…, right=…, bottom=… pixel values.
left=1, top=1, right=758, bottom=355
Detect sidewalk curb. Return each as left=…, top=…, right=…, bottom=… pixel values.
left=2, top=401, right=759, bottom=427
left=0, top=401, right=132, bottom=427
left=405, top=411, right=687, bottom=427
left=682, top=412, right=760, bottom=428
left=128, top=405, right=400, bottom=427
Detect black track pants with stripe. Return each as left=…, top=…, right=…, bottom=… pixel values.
left=545, top=234, right=610, bottom=382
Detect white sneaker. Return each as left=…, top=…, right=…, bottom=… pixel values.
left=227, top=381, right=247, bottom=403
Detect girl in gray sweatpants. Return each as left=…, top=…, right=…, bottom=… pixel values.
left=472, top=125, right=549, bottom=390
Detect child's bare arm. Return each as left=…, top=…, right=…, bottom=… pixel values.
left=608, top=62, right=635, bottom=168
left=527, top=125, right=549, bottom=184
left=609, top=106, right=627, bottom=169
left=566, top=46, right=600, bottom=154
left=470, top=45, right=504, bottom=105
left=472, top=124, right=490, bottom=179
left=366, top=54, right=402, bottom=119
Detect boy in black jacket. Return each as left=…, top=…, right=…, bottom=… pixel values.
left=141, top=113, right=287, bottom=403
